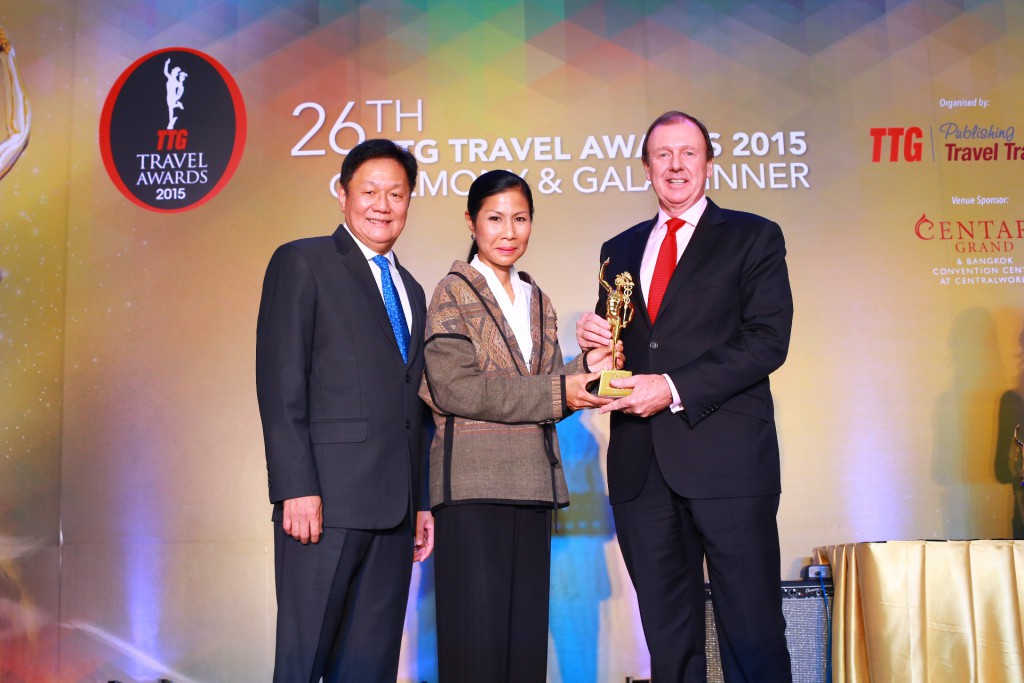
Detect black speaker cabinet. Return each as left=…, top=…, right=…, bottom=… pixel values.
left=702, top=579, right=831, bottom=683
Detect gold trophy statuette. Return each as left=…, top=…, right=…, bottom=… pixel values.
left=591, top=258, right=635, bottom=397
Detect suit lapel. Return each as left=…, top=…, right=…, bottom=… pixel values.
left=481, top=275, right=532, bottom=376
left=457, top=262, right=532, bottom=376
left=524, top=275, right=543, bottom=376
left=332, top=226, right=404, bottom=360
left=656, top=200, right=726, bottom=321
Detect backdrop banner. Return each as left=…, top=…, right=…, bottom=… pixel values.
left=2, top=1, right=1023, bottom=681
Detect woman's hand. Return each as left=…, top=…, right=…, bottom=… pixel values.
left=564, top=372, right=613, bottom=411
left=584, top=342, right=624, bottom=372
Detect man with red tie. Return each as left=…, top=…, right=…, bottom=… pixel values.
left=577, top=111, right=794, bottom=682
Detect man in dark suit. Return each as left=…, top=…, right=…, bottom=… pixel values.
left=256, top=139, right=434, bottom=683
left=577, top=112, right=794, bottom=682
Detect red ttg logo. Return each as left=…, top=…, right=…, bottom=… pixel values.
left=869, top=127, right=923, bottom=162
left=156, top=129, right=188, bottom=150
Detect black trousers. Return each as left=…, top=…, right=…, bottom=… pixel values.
left=434, top=504, right=552, bottom=683
left=613, top=457, right=792, bottom=683
left=272, top=518, right=414, bottom=683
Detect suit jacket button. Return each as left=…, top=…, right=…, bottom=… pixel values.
left=649, top=341, right=659, bottom=350
left=405, top=420, right=411, bottom=429
left=405, top=374, right=411, bottom=383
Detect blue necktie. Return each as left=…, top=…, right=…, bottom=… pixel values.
left=372, top=254, right=410, bottom=363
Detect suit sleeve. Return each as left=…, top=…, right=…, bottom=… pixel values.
left=408, top=277, right=433, bottom=514
left=556, top=351, right=586, bottom=376
left=668, top=220, right=793, bottom=426
left=255, top=244, right=321, bottom=504
left=420, top=278, right=567, bottom=424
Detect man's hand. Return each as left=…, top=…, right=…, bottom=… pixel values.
left=414, top=511, right=435, bottom=562
left=565, top=372, right=614, bottom=411
left=282, top=495, right=322, bottom=544
left=576, top=312, right=612, bottom=351
left=599, top=374, right=673, bottom=418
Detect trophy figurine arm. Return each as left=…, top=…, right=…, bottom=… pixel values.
left=598, top=258, right=612, bottom=293
left=621, top=301, right=635, bottom=328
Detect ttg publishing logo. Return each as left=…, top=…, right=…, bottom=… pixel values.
left=869, top=127, right=924, bottom=162
left=100, top=47, right=246, bottom=212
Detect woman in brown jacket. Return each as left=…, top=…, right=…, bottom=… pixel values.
left=420, top=170, right=619, bottom=682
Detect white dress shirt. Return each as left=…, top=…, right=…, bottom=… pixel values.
left=344, top=224, right=413, bottom=331
left=471, top=255, right=534, bottom=367
left=639, top=197, right=707, bottom=300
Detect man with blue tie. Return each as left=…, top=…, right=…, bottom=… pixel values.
left=257, top=139, right=434, bottom=683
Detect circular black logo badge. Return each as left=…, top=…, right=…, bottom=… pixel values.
left=100, top=47, right=246, bottom=212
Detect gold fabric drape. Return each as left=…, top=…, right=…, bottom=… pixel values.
left=817, top=541, right=1024, bottom=683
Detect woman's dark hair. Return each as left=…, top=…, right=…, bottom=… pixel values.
left=465, top=170, right=534, bottom=261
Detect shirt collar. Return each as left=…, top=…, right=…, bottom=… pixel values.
left=343, top=223, right=395, bottom=266
left=470, top=255, right=525, bottom=299
left=656, top=196, right=708, bottom=231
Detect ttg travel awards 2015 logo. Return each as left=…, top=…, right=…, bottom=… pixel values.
left=100, top=47, right=246, bottom=213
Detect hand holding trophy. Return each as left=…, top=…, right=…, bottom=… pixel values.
left=588, top=258, right=635, bottom=397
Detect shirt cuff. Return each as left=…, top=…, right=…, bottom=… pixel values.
left=663, top=374, right=685, bottom=413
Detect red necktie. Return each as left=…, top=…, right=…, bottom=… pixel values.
left=647, top=217, right=684, bottom=323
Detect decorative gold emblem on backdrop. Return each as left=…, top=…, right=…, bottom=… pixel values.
left=0, top=27, right=32, bottom=181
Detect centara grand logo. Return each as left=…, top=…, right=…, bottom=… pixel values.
left=915, top=213, right=1024, bottom=253
left=100, top=47, right=245, bottom=212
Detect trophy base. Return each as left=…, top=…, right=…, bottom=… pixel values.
left=587, top=370, right=633, bottom=397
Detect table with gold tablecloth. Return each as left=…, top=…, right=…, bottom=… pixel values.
left=815, top=540, right=1024, bottom=683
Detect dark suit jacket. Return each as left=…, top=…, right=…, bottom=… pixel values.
left=598, top=198, right=793, bottom=504
left=256, top=225, right=426, bottom=529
